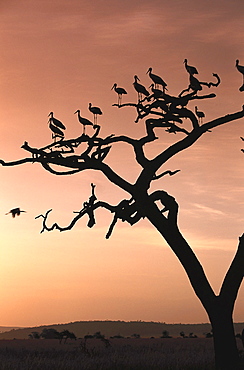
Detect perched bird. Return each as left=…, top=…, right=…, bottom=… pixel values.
left=5, top=208, right=26, bottom=218
left=236, top=60, right=244, bottom=85
left=88, top=103, right=102, bottom=124
left=146, top=67, right=167, bottom=92
left=189, top=74, right=202, bottom=91
left=48, top=112, right=65, bottom=141
left=184, top=59, right=198, bottom=75
left=48, top=112, right=66, bottom=130
left=49, top=122, right=64, bottom=140
left=195, top=106, right=205, bottom=123
left=133, top=75, right=150, bottom=101
left=111, top=83, right=127, bottom=106
left=74, top=110, right=93, bottom=134
left=149, top=83, right=164, bottom=99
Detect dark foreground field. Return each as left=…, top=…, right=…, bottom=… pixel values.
left=0, top=338, right=243, bottom=370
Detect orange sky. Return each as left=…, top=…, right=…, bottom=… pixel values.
left=0, top=0, right=244, bottom=327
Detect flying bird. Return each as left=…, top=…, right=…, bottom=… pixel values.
left=236, top=59, right=244, bottom=84
left=74, top=110, right=93, bottom=134
left=184, top=59, right=198, bottom=75
left=133, top=75, right=150, bottom=101
left=111, top=83, right=127, bottom=106
left=146, top=67, right=167, bottom=92
left=5, top=208, right=26, bottom=218
left=195, top=106, right=205, bottom=123
left=88, top=103, right=102, bottom=124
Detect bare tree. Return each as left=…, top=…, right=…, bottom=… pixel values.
left=1, top=62, right=243, bottom=370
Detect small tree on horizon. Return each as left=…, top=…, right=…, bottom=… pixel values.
left=1, top=61, right=244, bottom=370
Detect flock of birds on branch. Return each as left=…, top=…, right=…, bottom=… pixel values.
left=5, top=59, right=244, bottom=219
left=46, top=59, right=244, bottom=141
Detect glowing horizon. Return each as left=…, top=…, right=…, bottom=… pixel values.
left=0, top=0, right=243, bottom=327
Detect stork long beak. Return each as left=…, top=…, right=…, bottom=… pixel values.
left=74, top=110, right=78, bottom=114
left=111, top=84, right=115, bottom=90
left=146, top=69, right=150, bottom=74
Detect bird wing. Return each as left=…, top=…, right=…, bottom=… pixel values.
left=49, top=123, right=64, bottom=136
left=53, top=118, right=66, bottom=130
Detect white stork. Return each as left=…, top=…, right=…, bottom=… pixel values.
left=184, top=59, right=198, bottom=75
left=195, top=106, right=205, bottom=123
left=111, top=83, right=127, bottom=106
left=48, top=112, right=65, bottom=141
left=48, top=112, right=66, bottom=130
left=146, top=67, right=167, bottom=92
left=5, top=208, right=26, bottom=218
left=88, top=103, right=103, bottom=124
left=149, top=83, right=164, bottom=99
left=74, top=110, right=93, bottom=134
left=236, top=60, right=244, bottom=86
left=133, top=75, right=150, bottom=102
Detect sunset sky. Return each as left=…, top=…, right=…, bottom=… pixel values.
left=0, top=0, right=244, bottom=327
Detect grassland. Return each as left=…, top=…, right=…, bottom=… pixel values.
left=0, top=337, right=243, bottom=370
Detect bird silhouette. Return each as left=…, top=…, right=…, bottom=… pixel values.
left=133, top=75, right=150, bottom=101
left=49, top=122, right=64, bottom=140
left=184, top=59, right=198, bottom=75
left=189, top=74, right=202, bottom=91
left=48, top=112, right=66, bottom=130
left=236, top=60, right=244, bottom=88
left=74, top=110, right=93, bottom=134
left=48, top=112, right=66, bottom=141
left=195, top=106, right=205, bottom=123
left=149, top=83, right=164, bottom=99
left=88, top=103, right=102, bottom=124
left=146, top=67, right=167, bottom=92
left=111, top=83, right=127, bottom=106
left=5, top=208, right=26, bottom=218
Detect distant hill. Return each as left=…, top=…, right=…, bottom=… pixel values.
left=0, top=321, right=243, bottom=340
left=0, top=326, right=21, bottom=333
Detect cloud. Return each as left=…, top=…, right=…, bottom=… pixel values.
left=192, top=203, right=226, bottom=216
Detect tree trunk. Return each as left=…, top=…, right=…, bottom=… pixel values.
left=143, top=199, right=243, bottom=370
left=208, top=306, right=240, bottom=370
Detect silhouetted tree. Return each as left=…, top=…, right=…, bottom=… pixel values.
left=189, top=332, right=198, bottom=338
left=60, top=330, right=77, bottom=343
left=93, top=331, right=105, bottom=339
left=205, top=330, right=214, bottom=339
left=131, top=333, right=140, bottom=339
left=28, top=331, right=40, bottom=339
left=1, top=61, right=244, bottom=370
left=161, top=330, right=172, bottom=338
left=40, top=328, right=61, bottom=340
left=179, top=331, right=186, bottom=338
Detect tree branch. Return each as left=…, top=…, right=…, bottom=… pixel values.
left=219, top=234, right=244, bottom=307
left=35, top=183, right=144, bottom=237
